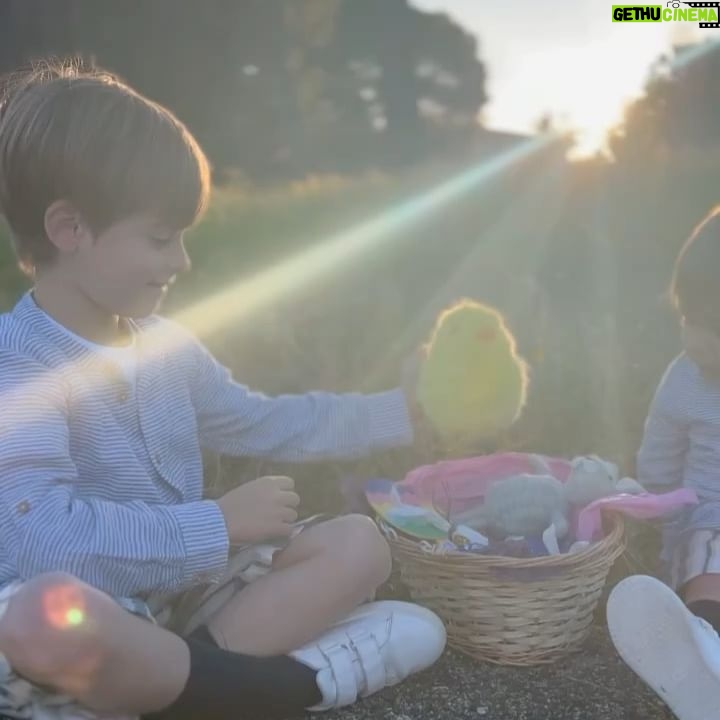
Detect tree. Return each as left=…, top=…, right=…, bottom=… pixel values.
left=610, top=41, right=720, bottom=165
left=334, top=0, right=487, bottom=167
left=0, top=0, right=489, bottom=178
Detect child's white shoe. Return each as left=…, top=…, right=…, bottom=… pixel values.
left=290, top=600, right=446, bottom=711
left=607, top=574, right=720, bottom=720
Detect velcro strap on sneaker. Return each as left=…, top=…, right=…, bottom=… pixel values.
left=345, top=627, right=386, bottom=696
left=322, top=642, right=360, bottom=706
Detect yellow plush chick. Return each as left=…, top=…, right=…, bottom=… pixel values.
left=416, top=299, right=529, bottom=447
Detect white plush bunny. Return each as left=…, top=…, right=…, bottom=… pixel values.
left=565, top=455, right=645, bottom=508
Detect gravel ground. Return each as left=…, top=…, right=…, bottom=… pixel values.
left=315, top=628, right=674, bottom=720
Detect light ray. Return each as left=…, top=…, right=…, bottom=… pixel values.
left=171, top=136, right=558, bottom=338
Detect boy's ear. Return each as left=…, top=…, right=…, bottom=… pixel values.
left=44, top=200, right=88, bottom=254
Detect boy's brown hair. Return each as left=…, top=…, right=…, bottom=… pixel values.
left=0, top=58, right=211, bottom=275
left=671, top=207, right=720, bottom=336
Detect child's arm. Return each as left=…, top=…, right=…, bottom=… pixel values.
left=182, top=327, right=415, bottom=460
left=636, top=362, right=690, bottom=490
left=0, top=350, right=229, bottom=597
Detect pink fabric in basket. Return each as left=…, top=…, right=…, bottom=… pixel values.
left=575, top=488, right=698, bottom=542
left=400, top=452, right=572, bottom=517
left=396, top=453, right=698, bottom=544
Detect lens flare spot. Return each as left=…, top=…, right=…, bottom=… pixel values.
left=66, top=607, right=85, bottom=626
left=43, top=583, right=87, bottom=630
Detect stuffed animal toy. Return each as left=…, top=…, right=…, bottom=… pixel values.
left=453, top=472, right=569, bottom=540
left=415, top=299, right=529, bottom=449
left=451, top=454, right=644, bottom=542
left=564, top=455, right=645, bottom=508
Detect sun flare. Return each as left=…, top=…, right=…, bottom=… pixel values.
left=496, top=26, right=674, bottom=159
left=534, top=37, right=667, bottom=158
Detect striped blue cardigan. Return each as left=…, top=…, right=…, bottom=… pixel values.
left=0, top=292, right=413, bottom=597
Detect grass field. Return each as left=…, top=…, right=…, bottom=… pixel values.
left=0, top=159, right=695, bottom=572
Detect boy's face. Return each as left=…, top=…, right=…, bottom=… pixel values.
left=72, top=214, right=192, bottom=318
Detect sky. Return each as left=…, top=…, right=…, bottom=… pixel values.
left=410, top=0, right=718, bottom=145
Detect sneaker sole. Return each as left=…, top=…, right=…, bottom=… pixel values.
left=607, top=575, right=720, bottom=720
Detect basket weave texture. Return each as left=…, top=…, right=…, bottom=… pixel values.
left=384, top=513, right=625, bottom=666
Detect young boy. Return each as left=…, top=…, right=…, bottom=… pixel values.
left=607, top=209, right=720, bottom=720
left=0, top=60, right=447, bottom=719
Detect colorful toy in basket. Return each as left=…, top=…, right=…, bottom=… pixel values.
left=364, top=478, right=489, bottom=550
left=452, top=454, right=646, bottom=542
left=369, top=453, right=692, bottom=555
left=415, top=299, right=529, bottom=449
left=564, top=455, right=645, bottom=507
left=454, top=471, right=570, bottom=539
left=364, top=478, right=448, bottom=541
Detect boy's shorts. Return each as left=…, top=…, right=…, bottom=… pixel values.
left=0, top=516, right=325, bottom=720
left=670, top=529, right=720, bottom=592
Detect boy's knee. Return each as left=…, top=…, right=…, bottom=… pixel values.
left=333, top=514, right=392, bottom=585
left=0, top=572, right=112, bottom=686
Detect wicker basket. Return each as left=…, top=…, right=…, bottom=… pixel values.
left=383, top=513, right=626, bottom=666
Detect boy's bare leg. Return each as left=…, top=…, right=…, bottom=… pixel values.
left=207, top=514, right=392, bottom=656
left=683, top=573, right=720, bottom=605
left=0, top=572, right=189, bottom=715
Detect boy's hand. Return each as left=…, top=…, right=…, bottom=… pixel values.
left=217, top=475, right=300, bottom=545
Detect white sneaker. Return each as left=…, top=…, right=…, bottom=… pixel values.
left=290, top=600, right=446, bottom=711
left=607, top=575, right=720, bottom=720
